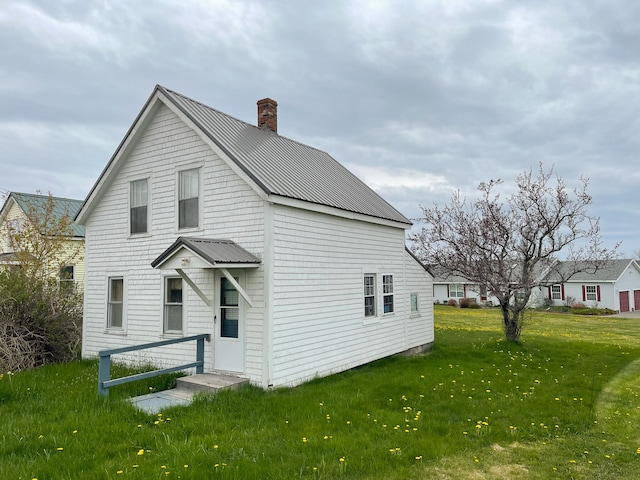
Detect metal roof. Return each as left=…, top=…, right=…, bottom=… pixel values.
left=158, top=86, right=411, bottom=226
left=5, top=192, right=85, bottom=237
left=151, top=237, right=261, bottom=269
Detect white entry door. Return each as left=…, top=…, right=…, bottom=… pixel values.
left=214, top=275, right=244, bottom=373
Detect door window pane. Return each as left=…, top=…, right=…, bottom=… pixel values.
left=221, top=277, right=239, bottom=338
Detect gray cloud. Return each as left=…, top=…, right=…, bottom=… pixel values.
left=0, top=0, right=637, bottom=253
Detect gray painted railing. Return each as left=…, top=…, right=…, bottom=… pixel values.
left=98, top=333, right=210, bottom=397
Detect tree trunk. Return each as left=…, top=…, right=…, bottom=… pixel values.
left=500, top=305, right=522, bottom=342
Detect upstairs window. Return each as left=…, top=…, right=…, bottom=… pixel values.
left=364, top=274, right=376, bottom=317
left=59, top=265, right=74, bottom=292
left=179, top=169, right=199, bottom=229
left=130, top=179, right=148, bottom=234
left=107, top=277, right=123, bottom=328
left=164, top=277, right=183, bottom=333
left=383, top=274, right=394, bottom=313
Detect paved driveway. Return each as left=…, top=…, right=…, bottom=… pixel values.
left=607, top=310, right=640, bottom=319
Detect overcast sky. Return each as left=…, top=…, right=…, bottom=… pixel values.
left=1, top=0, right=638, bottom=255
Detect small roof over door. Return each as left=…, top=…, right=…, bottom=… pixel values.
left=151, top=237, right=261, bottom=270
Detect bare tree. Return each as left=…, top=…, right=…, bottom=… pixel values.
left=2, top=192, right=83, bottom=281
left=0, top=192, right=83, bottom=370
left=410, top=164, right=617, bottom=342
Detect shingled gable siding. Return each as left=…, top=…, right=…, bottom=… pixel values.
left=82, top=104, right=266, bottom=381
left=269, top=204, right=418, bottom=387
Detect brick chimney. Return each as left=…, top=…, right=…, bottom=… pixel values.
left=257, top=98, right=278, bottom=133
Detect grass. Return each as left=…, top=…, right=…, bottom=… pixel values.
left=2, top=306, right=640, bottom=479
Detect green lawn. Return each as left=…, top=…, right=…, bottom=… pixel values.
left=2, top=306, right=640, bottom=479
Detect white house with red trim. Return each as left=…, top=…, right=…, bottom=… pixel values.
left=75, top=85, right=434, bottom=388
left=542, top=259, right=640, bottom=312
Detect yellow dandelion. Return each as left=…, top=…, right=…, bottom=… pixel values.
left=137, top=449, right=144, bottom=456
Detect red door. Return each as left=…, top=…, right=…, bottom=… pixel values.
left=634, top=290, right=640, bottom=311
left=619, top=291, right=630, bottom=312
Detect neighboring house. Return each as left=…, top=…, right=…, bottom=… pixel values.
left=76, top=85, right=434, bottom=388
left=0, top=192, right=85, bottom=288
left=431, top=266, right=494, bottom=304
left=541, top=259, right=640, bottom=312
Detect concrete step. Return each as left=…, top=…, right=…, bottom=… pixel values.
left=130, top=372, right=249, bottom=414
left=175, top=372, right=249, bottom=393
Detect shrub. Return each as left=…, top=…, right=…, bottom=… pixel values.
left=0, top=269, right=82, bottom=372
left=572, top=302, right=586, bottom=309
left=447, top=299, right=458, bottom=306
left=459, top=298, right=480, bottom=309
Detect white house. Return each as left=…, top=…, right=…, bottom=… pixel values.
left=76, top=85, right=434, bottom=388
left=542, top=259, right=640, bottom=312
left=431, top=266, right=495, bottom=305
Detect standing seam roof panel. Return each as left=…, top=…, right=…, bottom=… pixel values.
left=160, top=87, right=411, bottom=225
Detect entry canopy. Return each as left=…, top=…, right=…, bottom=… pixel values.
left=151, top=237, right=261, bottom=270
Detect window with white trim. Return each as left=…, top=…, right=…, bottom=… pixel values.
left=410, top=292, right=419, bottom=314
left=59, top=265, right=74, bottom=292
left=383, top=274, right=394, bottom=313
left=364, top=274, right=376, bottom=317
left=551, top=285, right=562, bottom=300
left=107, top=277, right=123, bottom=328
left=585, top=285, right=597, bottom=301
left=178, top=169, right=199, bottom=229
left=130, top=178, right=148, bottom=234
left=164, top=277, right=183, bottom=333
left=449, top=283, right=464, bottom=298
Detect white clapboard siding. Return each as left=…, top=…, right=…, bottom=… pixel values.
left=403, top=250, right=435, bottom=346
left=269, top=204, right=431, bottom=386
left=82, top=104, right=266, bottom=380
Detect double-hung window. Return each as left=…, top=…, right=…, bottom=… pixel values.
left=364, top=274, right=376, bottom=317
left=164, top=277, right=183, bottom=333
left=585, top=285, right=597, bottom=302
left=383, top=274, right=394, bottom=314
left=130, top=178, right=148, bottom=234
left=449, top=284, right=464, bottom=298
left=551, top=285, right=562, bottom=300
left=178, top=169, right=199, bottom=229
left=59, top=265, right=74, bottom=292
left=107, top=277, right=123, bottom=328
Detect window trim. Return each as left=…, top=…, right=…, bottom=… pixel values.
left=177, top=167, right=201, bottom=231
left=410, top=292, right=419, bottom=316
left=107, top=276, right=124, bottom=330
left=163, top=276, right=184, bottom=335
left=364, top=273, right=377, bottom=319
left=382, top=274, right=394, bottom=314
left=449, top=283, right=465, bottom=298
left=59, top=265, right=75, bottom=291
left=129, top=177, right=149, bottom=236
